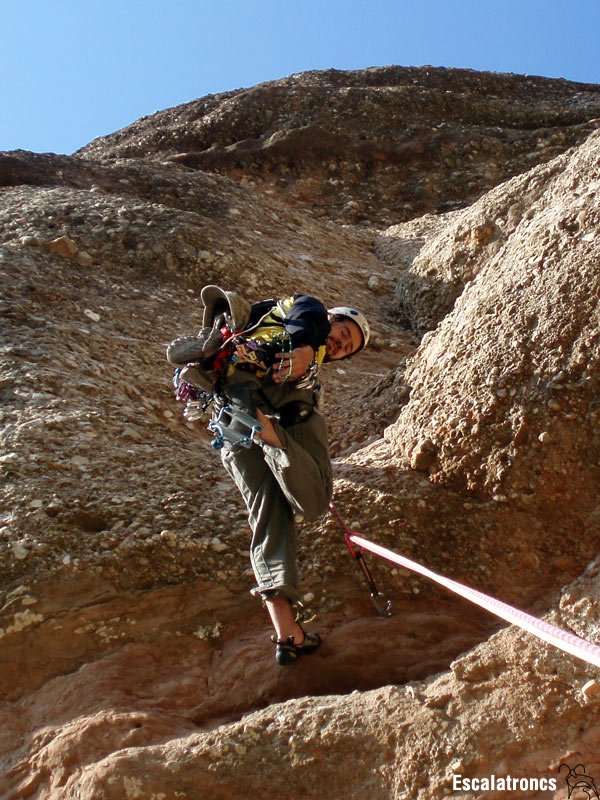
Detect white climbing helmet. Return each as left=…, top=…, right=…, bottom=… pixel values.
left=328, top=306, right=371, bottom=352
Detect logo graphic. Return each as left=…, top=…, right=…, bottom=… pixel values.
left=560, top=764, right=600, bottom=800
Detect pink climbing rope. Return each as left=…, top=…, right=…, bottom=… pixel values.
left=350, top=534, right=600, bottom=670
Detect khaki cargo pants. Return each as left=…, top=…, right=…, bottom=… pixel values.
left=221, top=411, right=333, bottom=602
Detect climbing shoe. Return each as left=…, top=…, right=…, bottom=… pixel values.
left=178, top=364, right=215, bottom=393
left=166, top=315, right=226, bottom=365
left=200, top=285, right=251, bottom=331
left=272, top=630, right=322, bottom=667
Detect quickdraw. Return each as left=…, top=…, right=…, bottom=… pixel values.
left=351, top=532, right=600, bottom=670
left=329, top=502, right=392, bottom=617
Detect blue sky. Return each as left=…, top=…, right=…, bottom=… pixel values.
left=1, top=0, right=598, bottom=155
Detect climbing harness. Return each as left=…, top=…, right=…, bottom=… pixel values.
left=329, top=503, right=392, bottom=617
left=172, top=312, right=299, bottom=451
left=174, top=371, right=264, bottom=450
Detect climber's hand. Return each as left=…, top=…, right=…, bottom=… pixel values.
left=272, top=345, right=315, bottom=383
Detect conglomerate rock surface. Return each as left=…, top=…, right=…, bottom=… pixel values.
left=0, top=66, right=599, bottom=799
left=77, top=65, right=600, bottom=227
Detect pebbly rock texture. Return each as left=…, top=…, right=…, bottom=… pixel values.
left=77, top=66, right=600, bottom=227
left=384, top=129, right=600, bottom=505
left=3, top=562, right=599, bottom=799
left=381, top=124, right=600, bottom=334
left=1, top=66, right=600, bottom=799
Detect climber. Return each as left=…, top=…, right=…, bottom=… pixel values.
left=167, top=286, right=370, bottom=666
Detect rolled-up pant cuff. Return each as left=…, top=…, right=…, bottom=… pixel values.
left=250, top=582, right=301, bottom=603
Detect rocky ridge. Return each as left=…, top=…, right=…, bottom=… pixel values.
left=78, top=66, right=600, bottom=226
left=1, top=66, right=599, bottom=799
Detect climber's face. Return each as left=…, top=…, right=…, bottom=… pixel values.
left=325, top=319, right=363, bottom=361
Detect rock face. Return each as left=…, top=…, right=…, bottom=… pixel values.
left=77, top=66, right=600, bottom=227
left=1, top=66, right=599, bottom=799
left=385, top=130, right=600, bottom=503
